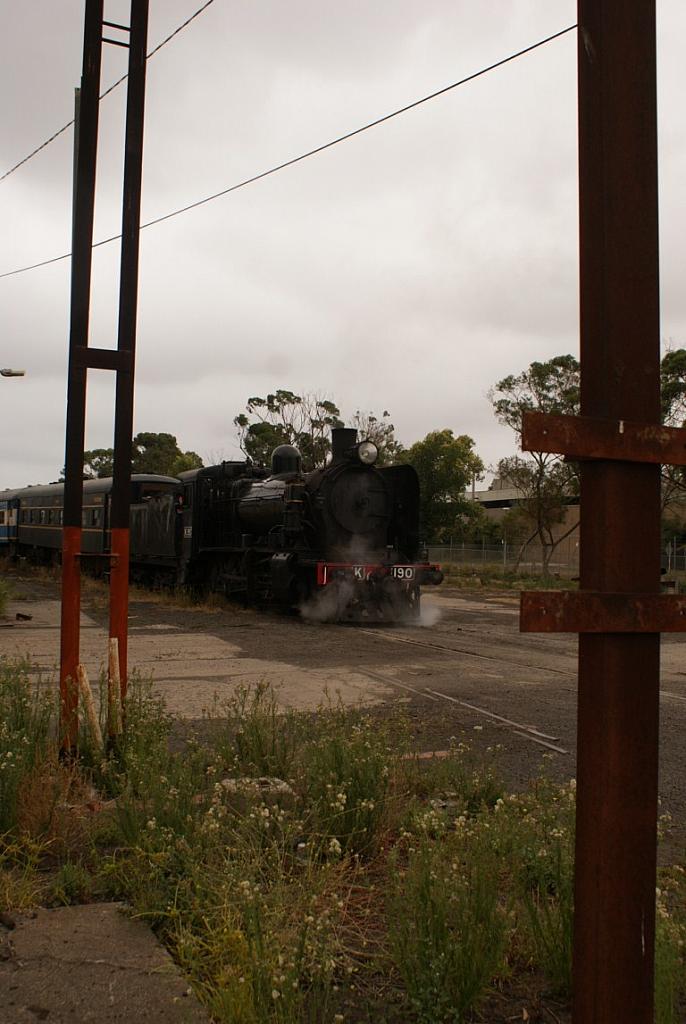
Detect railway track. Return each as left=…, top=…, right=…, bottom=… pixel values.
left=361, top=664, right=570, bottom=754
left=359, top=624, right=686, bottom=756
left=358, top=626, right=576, bottom=678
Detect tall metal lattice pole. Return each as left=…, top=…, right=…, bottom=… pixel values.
left=60, top=0, right=149, bottom=748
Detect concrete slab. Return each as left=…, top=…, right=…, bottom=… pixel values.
left=0, top=596, right=395, bottom=715
left=0, top=903, right=209, bottom=1023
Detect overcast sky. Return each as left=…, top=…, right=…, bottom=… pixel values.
left=1, top=1, right=685, bottom=489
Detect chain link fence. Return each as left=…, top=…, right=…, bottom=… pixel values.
left=427, top=542, right=579, bottom=579
left=427, top=541, right=686, bottom=582
left=664, top=541, right=686, bottom=574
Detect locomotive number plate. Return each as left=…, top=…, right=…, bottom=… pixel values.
left=391, top=566, right=415, bottom=580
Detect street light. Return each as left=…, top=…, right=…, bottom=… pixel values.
left=1, top=369, right=25, bottom=377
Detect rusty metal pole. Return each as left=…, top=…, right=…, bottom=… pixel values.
left=109, top=0, right=149, bottom=702
left=574, top=3, right=661, bottom=1019
left=520, top=3, right=670, bottom=1017
left=60, top=0, right=103, bottom=750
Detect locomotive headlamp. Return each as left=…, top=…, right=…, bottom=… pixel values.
left=357, top=441, right=378, bottom=465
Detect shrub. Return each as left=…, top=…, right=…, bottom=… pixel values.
left=51, top=860, right=93, bottom=905
left=0, top=576, right=10, bottom=618
left=655, top=869, right=686, bottom=1024
left=520, top=840, right=574, bottom=996
left=0, top=659, right=56, bottom=832
left=300, top=704, right=393, bottom=858
left=389, top=836, right=507, bottom=1022
left=487, top=778, right=576, bottom=996
left=212, top=683, right=304, bottom=780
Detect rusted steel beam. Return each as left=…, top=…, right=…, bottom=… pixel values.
left=573, top=3, right=661, bottom=1022
left=109, top=0, right=149, bottom=703
left=522, top=410, right=686, bottom=465
left=59, top=527, right=82, bottom=749
left=60, top=0, right=104, bottom=750
left=521, top=591, right=686, bottom=633
left=109, top=528, right=131, bottom=693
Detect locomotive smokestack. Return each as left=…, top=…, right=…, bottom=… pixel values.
left=331, top=428, right=358, bottom=463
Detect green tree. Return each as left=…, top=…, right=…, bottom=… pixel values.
left=234, top=391, right=402, bottom=471
left=132, top=432, right=203, bottom=477
left=75, top=433, right=202, bottom=480
left=660, top=348, right=686, bottom=510
left=402, top=430, right=484, bottom=542
left=82, top=448, right=114, bottom=479
left=489, top=355, right=580, bottom=576
left=660, top=348, right=686, bottom=424
left=234, top=391, right=343, bottom=470
left=456, top=501, right=502, bottom=544
left=349, top=409, right=403, bottom=466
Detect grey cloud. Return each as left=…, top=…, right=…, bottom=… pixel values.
left=2, top=0, right=685, bottom=491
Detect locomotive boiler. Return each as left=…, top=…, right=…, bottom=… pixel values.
left=178, top=427, right=442, bottom=620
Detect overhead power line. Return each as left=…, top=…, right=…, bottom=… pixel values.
left=0, top=0, right=215, bottom=183
left=0, top=23, right=577, bottom=281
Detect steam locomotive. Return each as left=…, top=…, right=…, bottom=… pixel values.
left=0, top=428, right=442, bottom=621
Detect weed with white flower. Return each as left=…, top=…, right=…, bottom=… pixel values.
left=1, top=663, right=684, bottom=1024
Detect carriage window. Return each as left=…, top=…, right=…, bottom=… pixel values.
left=59, top=510, right=64, bottom=525
left=39, top=509, right=47, bottom=525
left=184, top=485, right=193, bottom=508
left=0, top=511, right=5, bottom=526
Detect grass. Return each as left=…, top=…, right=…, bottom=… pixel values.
left=0, top=659, right=56, bottom=833
left=0, top=658, right=684, bottom=1023
left=0, top=574, right=11, bottom=617
left=389, top=834, right=507, bottom=1022
left=0, top=557, right=242, bottom=618
left=441, top=563, right=579, bottom=591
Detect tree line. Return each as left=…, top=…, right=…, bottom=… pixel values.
left=78, top=432, right=202, bottom=481
left=74, top=349, right=686, bottom=567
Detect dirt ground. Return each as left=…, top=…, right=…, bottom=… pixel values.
left=2, top=571, right=686, bottom=855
